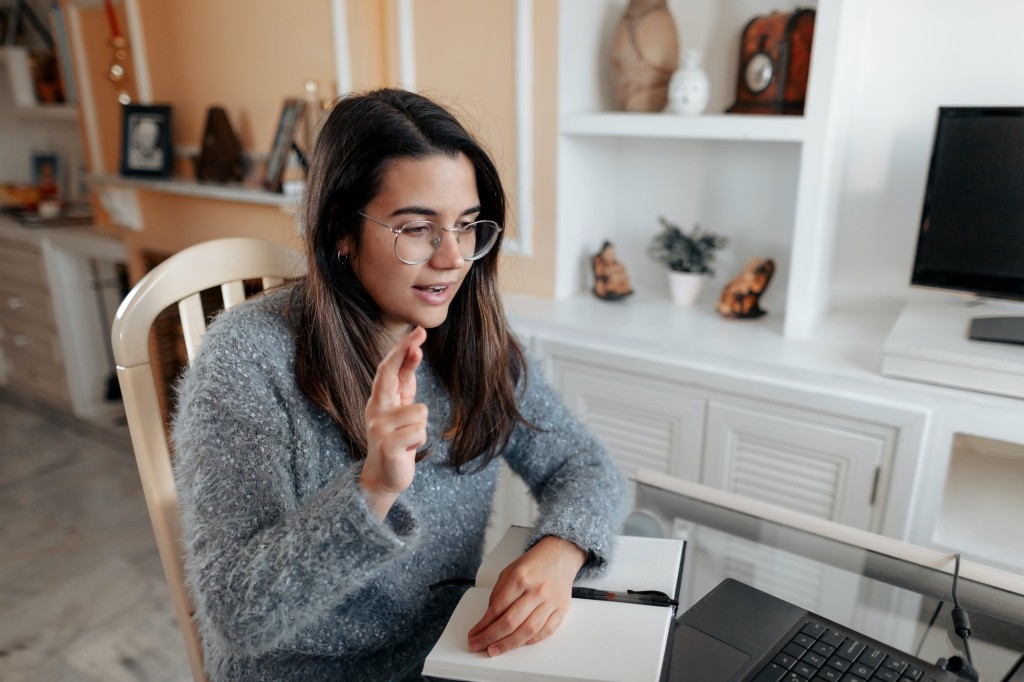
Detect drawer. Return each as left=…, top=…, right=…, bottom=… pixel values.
left=0, top=278, right=57, bottom=329
left=0, top=243, right=47, bottom=292
left=4, top=349, right=71, bottom=408
left=0, top=318, right=64, bottom=366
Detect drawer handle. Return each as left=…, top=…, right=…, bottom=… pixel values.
left=14, top=334, right=29, bottom=347
left=7, top=296, right=23, bottom=310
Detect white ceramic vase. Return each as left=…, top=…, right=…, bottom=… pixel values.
left=668, top=271, right=704, bottom=306
left=666, top=49, right=710, bottom=115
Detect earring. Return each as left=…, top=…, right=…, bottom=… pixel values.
left=337, top=251, right=348, bottom=265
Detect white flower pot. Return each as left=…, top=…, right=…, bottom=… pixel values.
left=668, top=271, right=704, bottom=306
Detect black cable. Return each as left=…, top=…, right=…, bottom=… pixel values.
left=915, top=599, right=944, bottom=658
left=950, top=553, right=973, bottom=664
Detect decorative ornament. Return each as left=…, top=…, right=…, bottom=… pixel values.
left=716, top=258, right=776, bottom=319
left=727, top=9, right=815, bottom=116
left=591, top=241, right=634, bottom=301
left=610, top=0, right=679, bottom=112
left=666, top=49, right=710, bottom=115
left=103, top=0, right=131, bottom=105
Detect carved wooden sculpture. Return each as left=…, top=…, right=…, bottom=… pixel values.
left=717, top=257, right=775, bottom=319
left=592, top=241, right=634, bottom=300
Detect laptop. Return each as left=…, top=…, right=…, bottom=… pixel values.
left=667, top=578, right=961, bottom=681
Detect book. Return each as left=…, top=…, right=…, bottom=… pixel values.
left=422, top=526, right=685, bottom=682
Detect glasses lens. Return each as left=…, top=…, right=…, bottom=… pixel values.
left=393, top=220, right=502, bottom=264
left=395, top=221, right=442, bottom=264
left=462, top=221, right=501, bottom=261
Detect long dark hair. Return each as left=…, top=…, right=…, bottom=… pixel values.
left=291, top=88, right=530, bottom=471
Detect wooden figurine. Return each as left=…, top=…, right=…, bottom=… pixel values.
left=592, top=241, right=634, bottom=300
left=717, top=257, right=775, bottom=319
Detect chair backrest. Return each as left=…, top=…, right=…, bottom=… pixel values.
left=111, top=237, right=306, bottom=681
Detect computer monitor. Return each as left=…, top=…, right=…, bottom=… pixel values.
left=911, top=106, right=1024, bottom=344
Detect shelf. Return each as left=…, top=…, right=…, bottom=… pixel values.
left=13, top=104, right=78, bottom=120
left=90, top=173, right=300, bottom=208
left=560, top=112, right=807, bottom=143
left=1, top=46, right=78, bottom=119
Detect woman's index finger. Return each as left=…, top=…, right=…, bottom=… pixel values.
left=369, top=327, right=426, bottom=409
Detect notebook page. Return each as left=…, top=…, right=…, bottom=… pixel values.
left=475, top=526, right=684, bottom=598
left=421, top=586, right=672, bottom=682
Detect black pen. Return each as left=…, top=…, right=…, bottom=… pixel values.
left=571, top=587, right=678, bottom=607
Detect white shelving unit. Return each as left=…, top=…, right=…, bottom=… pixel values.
left=0, top=46, right=78, bottom=120
left=554, top=0, right=866, bottom=340
left=561, top=112, right=808, bottom=142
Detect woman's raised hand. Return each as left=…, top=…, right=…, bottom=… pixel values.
left=359, top=326, right=428, bottom=520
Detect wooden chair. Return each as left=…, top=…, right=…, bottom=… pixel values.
left=110, top=237, right=306, bottom=681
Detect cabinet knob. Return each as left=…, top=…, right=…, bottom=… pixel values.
left=14, top=334, right=29, bottom=348
left=7, top=296, right=23, bottom=310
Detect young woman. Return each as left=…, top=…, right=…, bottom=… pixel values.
left=172, top=88, right=625, bottom=681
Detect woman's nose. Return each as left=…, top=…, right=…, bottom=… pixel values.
left=429, top=229, right=465, bottom=269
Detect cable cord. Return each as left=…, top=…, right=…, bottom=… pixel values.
left=951, top=553, right=973, bottom=664
left=937, top=553, right=979, bottom=681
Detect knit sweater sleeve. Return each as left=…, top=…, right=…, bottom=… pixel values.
left=501, top=350, right=628, bottom=578
left=171, top=305, right=417, bottom=656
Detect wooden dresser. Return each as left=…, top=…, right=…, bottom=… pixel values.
left=0, top=224, right=71, bottom=408
left=0, top=217, right=126, bottom=423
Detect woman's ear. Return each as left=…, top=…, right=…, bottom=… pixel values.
left=336, top=240, right=350, bottom=265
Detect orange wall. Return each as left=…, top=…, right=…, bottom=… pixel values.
left=74, top=0, right=558, bottom=295
left=139, top=0, right=336, bottom=154
left=500, top=0, right=558, bottom=297
left=76, top=3, right=136, bottom=174
left=412, top=0, right=556, bottom=296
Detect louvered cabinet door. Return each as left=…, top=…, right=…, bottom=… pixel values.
left=697, top=400, right=893, bottom=621
left=551, top=360, right=706, bottom=493
left=702, top=400, right=889, bottom=530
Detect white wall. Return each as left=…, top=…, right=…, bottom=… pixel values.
left=831, top=0, right=1024, bottom=299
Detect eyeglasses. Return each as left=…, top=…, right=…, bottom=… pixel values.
left=358, top=212, right=502, bottom=265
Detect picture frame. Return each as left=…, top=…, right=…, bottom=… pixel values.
left=120, top=104, right=174, bottom=177
left=31, top=151, right=61, bottom=200
left=264, top=98, right=305, bottom=193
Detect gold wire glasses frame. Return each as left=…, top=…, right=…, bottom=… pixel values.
left=358, top=212, right=502, bottom=265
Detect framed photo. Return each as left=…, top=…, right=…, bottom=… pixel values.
left=264, top=98, right=305, bottom=193
left=121, top=104, right=173, bottom=177
left=31, top=151, right=61, bottom=199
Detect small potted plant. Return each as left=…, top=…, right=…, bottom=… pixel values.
left=647, top=216, right=729, bottom=306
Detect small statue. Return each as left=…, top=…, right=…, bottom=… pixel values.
left=717, top=257, right=775, bottom=319
left=592, top=241, right=634, bottom=301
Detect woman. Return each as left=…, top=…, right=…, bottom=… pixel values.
left=172, top=88, right=626, bottom=681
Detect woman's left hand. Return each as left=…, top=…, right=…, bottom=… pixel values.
left=467, top=535, right=587, bottom=656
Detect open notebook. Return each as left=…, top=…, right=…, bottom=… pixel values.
left=422, top=526, right=685, bottom=682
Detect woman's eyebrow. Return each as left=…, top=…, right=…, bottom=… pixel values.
left=389, top=205, right=482, bottom=218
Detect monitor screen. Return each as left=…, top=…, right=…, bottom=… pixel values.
left=911, top=107, right=1024, bottom=300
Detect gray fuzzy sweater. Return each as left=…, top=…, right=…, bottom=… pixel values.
left=171, top=288, right=626, bottom=681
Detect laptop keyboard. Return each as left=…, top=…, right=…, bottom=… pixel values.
left=751, top=617, right=945, bottom=682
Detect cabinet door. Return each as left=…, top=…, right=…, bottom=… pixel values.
left=551, top=359, right=705, bottom=485
left=703, top=401, right=886, bottom=530
left=696, top=400, right=890, bottom=622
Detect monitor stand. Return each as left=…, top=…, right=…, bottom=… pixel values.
left=881, top=297, right=1024, bottom=399
left=969, top=316, right=1024, bottom=345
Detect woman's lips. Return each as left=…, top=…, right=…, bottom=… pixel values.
left=412, top=283, right=455, bottom=304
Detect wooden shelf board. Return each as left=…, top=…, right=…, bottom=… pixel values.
left=89, top=173, right=300, bottom=207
